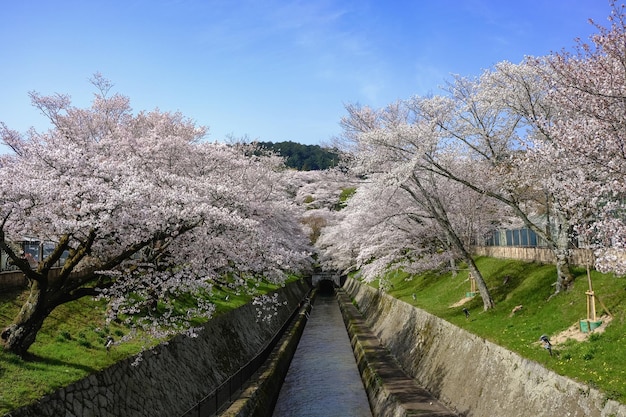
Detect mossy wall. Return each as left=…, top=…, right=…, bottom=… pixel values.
left=6, top=280, right=310, bottom=417
left=344, top=278, right=626, bottom=417
left=219, top=292, right=315, bottom=417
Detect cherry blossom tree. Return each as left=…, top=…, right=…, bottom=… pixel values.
left=318, top=177, right=449, bottom=283
left=533, top=1, right=626, bottom=275
left=331, top=102, right=498, bottom=310
left=323, top=3, right=625, bottom=303
left=273, top=167, right=358, bottom=255
left=285, top=168, right=357, bottom=211
left=0, top=75, right=312, bottom=356
left=327, top=57, right=600, bottom=299
left=314, top=210, right=355, bottom=273
left=412, top=65, right=584, bottom=294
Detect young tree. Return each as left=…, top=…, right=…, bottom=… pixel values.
left=0, top=75, right=312, bottom=356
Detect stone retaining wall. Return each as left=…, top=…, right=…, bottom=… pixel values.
left=5, top=280, right=310, bottom=417
left=219, top=290, right=315, bottom=417
left=344, top=278, right=626, bottom=417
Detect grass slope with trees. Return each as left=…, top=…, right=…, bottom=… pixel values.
left=370, top=256, right=626, bottom=404
left=0, top=278, right=291, bottom=415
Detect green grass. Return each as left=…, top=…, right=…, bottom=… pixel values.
left=0, top=277, right=293, bottom=415
left=373, top=257, right=626, bottom=403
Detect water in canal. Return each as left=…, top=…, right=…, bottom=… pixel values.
left=272, top=292, right=373, bottom=417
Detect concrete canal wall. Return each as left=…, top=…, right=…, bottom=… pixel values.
left=219, top=291, right=314, bottom=417
left=343, top=278, right=626, bottom=417
left=9, top=276, right=625, bottom=417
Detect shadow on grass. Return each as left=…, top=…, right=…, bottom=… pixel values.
left=0, top=350, right=97, bottom=374
left=476, top=258, right=556, bottom=307
left=31, top=353, right=98, bottom=373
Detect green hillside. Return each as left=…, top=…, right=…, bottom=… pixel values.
left=0, top=279, right=289, bottom=415
left=373, top=257, right=626, bottom=403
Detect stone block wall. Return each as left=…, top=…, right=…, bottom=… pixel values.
left=344, top=279, right=626, bottom=417
left=5, top=280, right=310, bottom=417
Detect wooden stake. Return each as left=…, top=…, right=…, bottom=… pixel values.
left=586, top=290, right=597, bottom=322
left=594, top=293, right=612, bottom=318
left=584, top=251, right=612, bottom=318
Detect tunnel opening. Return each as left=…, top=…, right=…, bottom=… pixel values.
left=317, top=279, right=336, bottom=295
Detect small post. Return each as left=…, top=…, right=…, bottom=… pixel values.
left=586, top=259, right=597, bottom=322
left=584, top=247, right=612, bottom=318
left=580, top=250, right=602, bottom=333
left=465, top=272, right=478, bottom=298
left=586, top=291, right=597, bottom=322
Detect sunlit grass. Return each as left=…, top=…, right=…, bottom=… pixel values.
left=0, top=276, right=295, bottom=414
left=374, top=257, right=626, bottom=403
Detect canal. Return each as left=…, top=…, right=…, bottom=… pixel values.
left=272, top=292, right=373, bottom=417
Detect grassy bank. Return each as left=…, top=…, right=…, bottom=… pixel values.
left=373, top=257, right=626, bottom=403
left=0, top=278, right=291, bottom=415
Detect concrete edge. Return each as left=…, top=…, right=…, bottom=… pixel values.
left=219, top=290, right=316, bottom=417
left=336, top=289, right=457, bottom=417
left=344, top=278, right=626, bottom=417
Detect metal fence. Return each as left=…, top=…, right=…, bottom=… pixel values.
left=1, top=239, right=68, bottom=272
left=180, top=291, right=311, bottom=417
left=483, top=226, right=587, bottom=249
left=483, top=227, right=549, bottom=248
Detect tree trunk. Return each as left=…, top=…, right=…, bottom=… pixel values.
left=554, top=247, right=575, bottom=294
left=444, top=225, right=495, bottom=310
left=403, top=174, right=495, bottom=309
left=467, top=257, right=495, bottom=310
left=447, top=236, right=458, bottom=277
left=1, top=282, right=50, bottom=357
left=552, top=212, right=575, bottom=294
left=449, top=257, right=458, bottom=277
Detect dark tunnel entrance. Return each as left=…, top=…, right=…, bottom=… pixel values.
left=317, top=279, right=336, bottom=295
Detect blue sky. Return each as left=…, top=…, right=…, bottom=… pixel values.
left=0, top=1, right=612, bottom=147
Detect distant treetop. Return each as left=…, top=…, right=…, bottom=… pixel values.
left=257, top=141, right=340, bottom=171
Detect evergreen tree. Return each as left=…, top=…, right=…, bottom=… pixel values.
left=257, top=141, right=339, bottom=171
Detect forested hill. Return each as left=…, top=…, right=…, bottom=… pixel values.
left=257, top=141, right=340, bottom=171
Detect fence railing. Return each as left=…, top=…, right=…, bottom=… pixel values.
left=180, top=290, right=312, bottom=417
left=1, top=240, right=68, bottom=273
